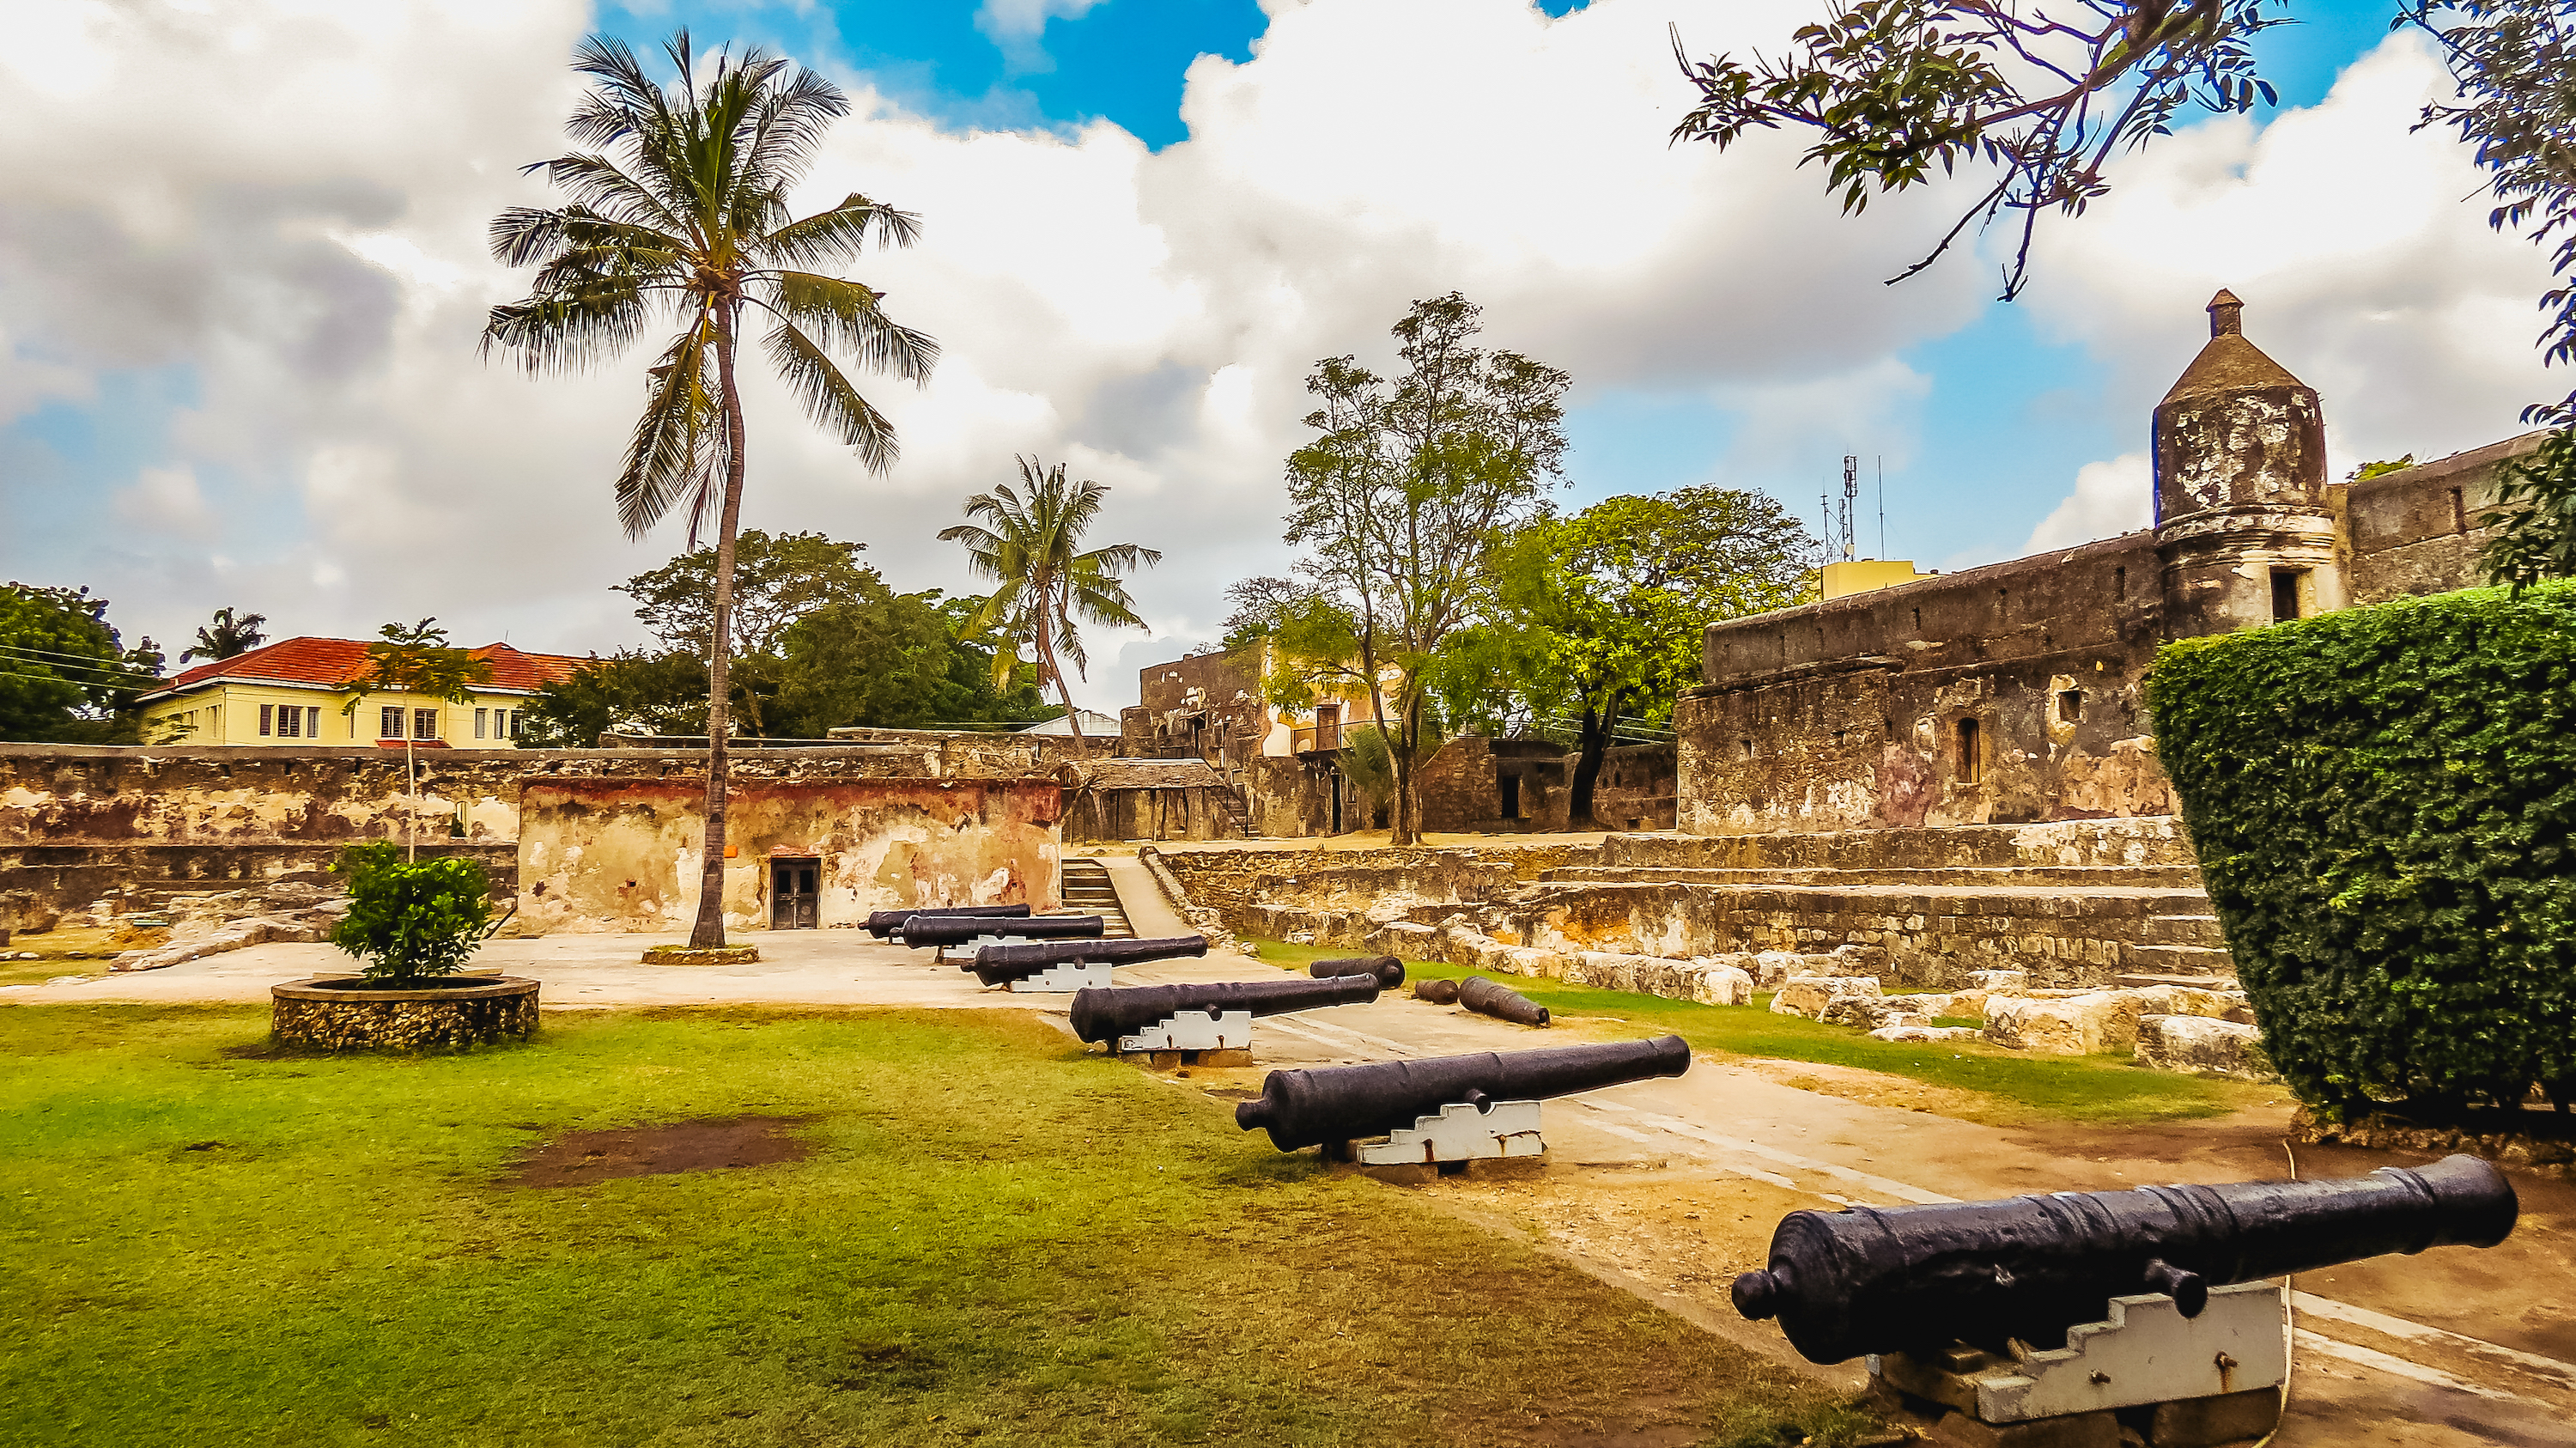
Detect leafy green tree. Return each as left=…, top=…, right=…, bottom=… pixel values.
left=337, top=619, right=495, bottom=860
left=1271, top=293, right=1570, bottom=845
left=616, top=530, right=881, bottom=736
left=939, top=456, right=1161, bottom=744
left=1486, top=490, right=1820, bottom=826
left=329, top=843, right=495, bottom=983
left=2484, top=429, right=2576, bottom=592
left=0, top=583, right=163, bottom=743
left=182, top=607, right=268, bottom=664
left=482, top=31, right=936, bottom=948
left=519, top=650, right=710, bottom=747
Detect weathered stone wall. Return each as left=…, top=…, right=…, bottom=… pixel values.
left=1060, top=785, right=1242, bottom=843
left=518, top=776, right=1060, bottom=934
left=1130, top=646, right=1274, bottom=768
left=1153, top=841, right=1598, bottom=924
left=0, top=743, right=1060, bottom=936
left=1679, top=533, right=2171, bottom=836
left=1591, top=742, right=1678, bottom=830
left=2336, top=432, right=2546, bottom=605
left=1416, top=737, right=1572, bottom=832
left=817, top=728, right=1109, bottom=774
left=1242, top=754, right=1350, bottom=837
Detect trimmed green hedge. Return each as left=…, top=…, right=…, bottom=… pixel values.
left=2150, top=581, right=2576, bottom=1116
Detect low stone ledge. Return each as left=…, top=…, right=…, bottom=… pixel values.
left=641, top=945, right=762, bottom=966
left=270, top=975, right=538, bottom=1052
left=2293, top=1105, right=2576, bottom=1180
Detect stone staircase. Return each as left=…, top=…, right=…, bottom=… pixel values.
left=1059, top=856, right=1134, bottom=937
left=1498, top=820, right=2238, bottom=992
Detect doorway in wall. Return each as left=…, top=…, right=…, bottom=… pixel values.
left=1499, top=773, right=1522, bottom=821
left=770, top=857, right=820, bottom=929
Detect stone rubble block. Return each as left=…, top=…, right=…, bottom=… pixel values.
left=1771, top=973, right=1881, bottom=1019
left=1982, top=989, right=2150, bottom=1056
left=1823, top=994, right=1922, bottom=1031
left=1868, top=1024, right=1984, bottom=1044
left=1965, top=968, right=2029, bottom=993
left=1364, top=921, right=1440, bottom=958
left=1751, top=951, right=1803, bottom=988
left=2136, top=1014, right=2277, bottom=1080
left=112, top=910, right=338, bottom=973
left=2124, top=983, right=2255, bottom=1023
left=1689, top=962, right=1754, bottom=1007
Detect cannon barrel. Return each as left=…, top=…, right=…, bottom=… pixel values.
left=1458, top=976, right=1549, bottom=1026
left=1731, top=1153, right=2518, bottom=1364
left=863, top=903, right=1031, bottom=940
left=964, top=934, right=1209, bottom=986
left=1233, top=1035, right=1690, bottom=1150
left=1309, top=956, right=1404, bottom=989
left=900, top=914, right=1104, bottom=947
left=1413, top=978, right=1461, bottom=1005
left=1070, top=975, right=1382, bottom=1044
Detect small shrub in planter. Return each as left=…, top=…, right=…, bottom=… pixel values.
left=329, top=842, right=495, bottom=984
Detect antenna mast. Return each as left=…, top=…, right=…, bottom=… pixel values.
left=1838, top=455, right=1859, bottom=562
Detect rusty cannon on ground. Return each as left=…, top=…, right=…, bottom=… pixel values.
left=1234, top=1035, right=1689, bottom=1168
left=1457, top=976, right=1547, bottom=1026
left=964, top=934, right=1209, bottom=991
left=1730, top=1154, right=2519, bottom=1443
left=1308, top=955, right=1404, bottom=989
left=1070, top=974, right=1382, bottom=1057
left=898, top=913, right=1104, bottom=952
left=864, top=903, right=1030, bottom=940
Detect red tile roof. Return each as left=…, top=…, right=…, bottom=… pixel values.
left=147, top=637, right=594, bottom=699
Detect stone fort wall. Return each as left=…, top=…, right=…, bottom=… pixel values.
left=1677, top=292, right=2543, bottom=837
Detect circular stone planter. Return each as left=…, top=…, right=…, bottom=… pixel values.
left=271, top=976, right=539, bottom=1052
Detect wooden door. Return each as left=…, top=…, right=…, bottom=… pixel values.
left=770, top=858, right=820, bottom=929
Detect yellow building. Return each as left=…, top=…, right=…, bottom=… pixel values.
left=138, top=636, right=591, bottom=747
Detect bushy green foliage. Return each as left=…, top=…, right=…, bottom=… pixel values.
left=328, top=843, right=495, bottom=982
left=2149, top=581, right=2576, bottom=1116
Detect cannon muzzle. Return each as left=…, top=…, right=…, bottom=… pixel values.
left=1458, top=976, right=1548, bottom=1026
left=1732, top=1153, right=2519, bottom=1364
left=1070, top=975, right=1381, bottom=1044
left=965, top=934, right=1208, bottom=986
left=864, top=903, right=1030, bottom=940
left=900, top=914, right=1104, bottom=948
left=1232, top=1035, right=1690, bottom=1150
left=1413, top=978, right=1461, bottom=1005
left=1309, top=956, right=1404, bottom=989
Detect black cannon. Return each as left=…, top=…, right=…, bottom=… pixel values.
left=863, top=903, right=1031, bottom=940
left=1309, top=956, right=1404, bottom=989
left=963, top=934, right=1209, bottom=987
left=899, top=913, right=1104, bottom=948
left=1069, top=975, right=1382, bottom=1045
left=1731, top=1153, right=2519, bottom=1364
left=1413, top=977, right=1461, bottom=1005
left=1458, top=976, right=1548, bottom=1026
left=1234, top=1035, right=1690, bottom=1151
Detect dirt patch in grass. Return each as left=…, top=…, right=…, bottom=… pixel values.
left=501, top=1113, right=817, bottom=1187
left=1742, top=1058, right=2002, bottom=1120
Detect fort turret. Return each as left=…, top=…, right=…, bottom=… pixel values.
left=2153, top=289, right=2346, bottom=635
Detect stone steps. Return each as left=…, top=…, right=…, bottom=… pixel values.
left=1059, top=858, right=1134, bottom=938
left=2140, top=912, right=2226, bottom=946
left=1596, top=818, right=2198, bottom=874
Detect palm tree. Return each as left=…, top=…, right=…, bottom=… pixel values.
left=939, top=457, right=1160, bottom=745
left=481, top=32, right=936, bottom=949
left=337, top=619, right=494, bottom=861
left=183, top=607, right=267, bottom=663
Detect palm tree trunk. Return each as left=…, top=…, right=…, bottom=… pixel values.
left=692, top=300, right=750, bottom=950
left=406, top=731, right=417, bottom=862
left=1036, top=613, right=1083, bottom=747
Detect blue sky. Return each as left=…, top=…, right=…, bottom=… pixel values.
left=583, top=0, right=2412, bottom=574
left=0, top=0, right=2554, bottom=707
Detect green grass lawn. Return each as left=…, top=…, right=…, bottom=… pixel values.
left=1261, top=940, right=2262, bottom=1126
left=0, top=1004, right=1872, bottom=1448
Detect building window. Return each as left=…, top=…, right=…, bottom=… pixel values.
left=380, top=706, right=405, bottom=739
left=1957, top=718, right=1983, bottom=785
left=507, top=710, right=520, bottom=740
left=1738, top=738, right=1753, bottom=760
left=276, top=705, right=301, bottom=739
left=307, top=706, right=322, bottom=738
left=259, top=703, right=274, bottom=736
left=2057, top=690, right=2082, bottom=725
left=2271, top=569, right=2306, bottom=623
left=414, top=708, right=440, bottom=740
left=475, top=708, right=488, bottom=739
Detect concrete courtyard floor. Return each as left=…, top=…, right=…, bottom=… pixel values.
left=10, top=913, right=2573, bottom=1446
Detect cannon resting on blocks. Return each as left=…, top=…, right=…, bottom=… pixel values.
left=863, top=903, right=1030, bottom=940
left=1732, top=1153, right=2519, bottom=1445
left=1235, top=1035, right=1688, bottom=1171
left=1069, top=974, right=1382, bottom=1063
left=963, top=934, right=1208, bottom=991
left=897, top=912, right=1104, bottom=958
